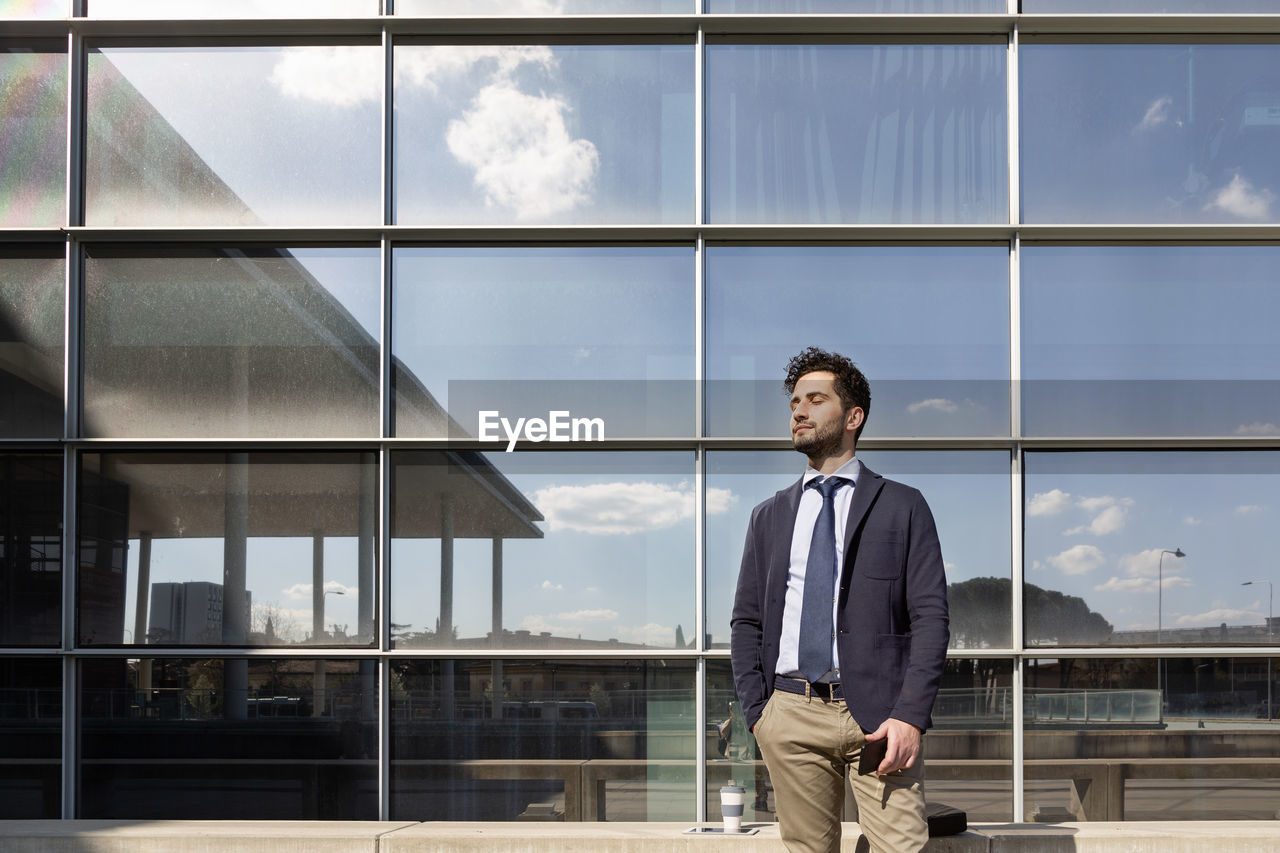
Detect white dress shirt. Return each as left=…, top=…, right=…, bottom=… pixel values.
left=774, top=456, right=860, bottom=683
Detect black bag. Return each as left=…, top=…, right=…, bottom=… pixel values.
left=925, top=802, right=967, bottom=837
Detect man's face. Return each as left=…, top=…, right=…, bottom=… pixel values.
left=789, top=371, right=862, bottom=457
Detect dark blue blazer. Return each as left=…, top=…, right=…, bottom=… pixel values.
left=730, top=464, right=950, bottom=733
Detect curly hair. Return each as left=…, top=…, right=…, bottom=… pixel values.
left=783, top=347, right=871, bottom=439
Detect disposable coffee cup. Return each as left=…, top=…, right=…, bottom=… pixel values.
left=720, top=782, right=746, bottom=833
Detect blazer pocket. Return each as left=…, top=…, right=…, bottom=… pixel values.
left=858, top=530, right=906, bottom=579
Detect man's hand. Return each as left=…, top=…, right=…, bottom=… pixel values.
left=863, top=717, right=921, bottom=775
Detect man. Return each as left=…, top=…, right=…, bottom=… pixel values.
left=730, top=347, right=949, bottom=853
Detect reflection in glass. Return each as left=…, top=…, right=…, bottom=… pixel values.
left=89, top=0, right=378, bottom=15
left=390, top=451, right=695, bottom=650
left=0, top=455, right=61, bottom=647
left=392, top=245, right=694, bottom=438
left=1022, top=44, right=1280, bottom=223
left=85, top=45, right=380, bottom=226
left=1025, top=452, right=1280, bottom=648
left=77, top=452, right=377, bottom=648
left=709, top=0, right=1000, bottom=8
left=0, top=47, right=66, bottom=226
left=80, top=657, right=377, bottom=819
left=707, top=658, right=1013, bottom=822
left=0, top=249, right=63, bottom=438
left=391, top=658, right=695, bottom=821
left=1022, top=245, right=1280, bottom=438
left=706, top=43, right=1006, bottom=223
left=0, top=658, right=60, bottom=818
left=1025, top=657, right=1280, bottom=821
left=399, top=0, right=689, bottom=10
left=0, top=0, right=65, bottom=16
left=705, top=245, right=1009, bottom=438
left=83, top=246, right=380, bottom=438
left=1024, top=0, right=1280, bottom=10
left=705, top=451, right=1010, bottom=650
left=394, top=44, right=694, bottom=225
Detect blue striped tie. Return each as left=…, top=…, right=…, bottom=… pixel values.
left=798, top=476, right=848, bottom=684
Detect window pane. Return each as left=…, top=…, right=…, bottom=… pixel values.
left=707, top=657, right=1013, bottom=823
left=391, top=658, right=695, bottom=821
left=1021, top=44, right=1280, bottom=223
left=399, top=0, right=690, bottom=10
left=83, top=246, right=380, bottom=438
left=0, top=454, right=62, bottom=647
left=392, top=245, right=694, bottom=438
left=706, top=451, right=1010, bottom=650
left=1021, top=245, right=1280, bottom=438
left=89, top=0, right=378, bottom=15
left=394, top=44, right=694, bottom=225
left=706, top=43, right=1006, bottom=224
left=0, top=658, right=60, bottom=818
left=1025, top=451, right=1280, bottom=648
left=0, top=1, right=65, bottom=16
left=0, top=248, right=63, bottom=438
left=0, top=47, right=66, bottom=227
left=77, top=452, right=377, bottom=648
left=86, top=45, right=380, bottom=226
left=1025, top=0, right=1280, bottom=10
left=1025, top=656, right=1280, bottom=821
left=80, top=657, right=377, bottom=819
left=390, top=451, right=695, bottom=650
left=705, top=245, right=1009, bottom=438
left=709, top=0, right=1001, bottom=8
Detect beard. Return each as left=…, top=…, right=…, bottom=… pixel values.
left=791, top=415, right=844, bottom=460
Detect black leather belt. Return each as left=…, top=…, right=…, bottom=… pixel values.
left=774, top=675, right=843, bottom=701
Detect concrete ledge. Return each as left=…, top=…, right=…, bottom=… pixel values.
left=0, top=820, right=417, bottom=853
left=2, top=821, right=1279, bottom=852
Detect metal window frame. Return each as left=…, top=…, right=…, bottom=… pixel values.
left=3, top=4, right=1280, bottom=829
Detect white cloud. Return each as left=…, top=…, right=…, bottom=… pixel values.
left=540, top=580, right=563, bottom=592
left=706, top=487, right=736, bottom=515
left=1236, top=504, right=1265, bottom=515
left=281, top=581, right=354, bottom=600
left=1177, top=607, right=1260, bottom=626
left=1134, top=95, right=1173, bottom=132
left=1117, top=548, right=1184, bottom=579
left=1046, top=544, right=1105, bottom=575
left=1236, top=421, right=1280, bottom=436
left=446, top=83, right=599, bottom=219
left=1183, top=516, right=1202, bottom=526
left=1028, top=489, right=1073, bottom=517
left=1095, top=576, right=1152, bottom=593
left=270, top=44, right=557, bottom=106
left=531, top=481, right=734, bottom=535
left=1077, top=495, right=1132, bottom=513
left=1095, top=574, right=1191, bottom=594
left=1062, top=495, right=1133, bottom=536
left=398, top=45, right=555, bottom=94
left=554, top=608, right=619, bottom=623
left=270, top=46, right=381, bottom=106
left=906, top=398, right=959, bottom=415
left=944, top=561, right=957, bottom=571
left=1064, top=504, right=1129, bottom=537
left=1205, top=174, right=1275, bottom=220
left=616, top=622, right=677, bottom=646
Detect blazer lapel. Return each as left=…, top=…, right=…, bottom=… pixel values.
left=768, top=478, right=805, bottom=594
left=842, top=463, right=884, bottom=559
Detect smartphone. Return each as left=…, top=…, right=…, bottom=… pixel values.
left=857, top=737, right=888, bottom=775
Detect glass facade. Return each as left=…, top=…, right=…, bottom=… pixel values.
left=2, top=2, right=1278, bottom=827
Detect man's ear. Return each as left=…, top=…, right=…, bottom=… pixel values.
left=845, top=407, right=865, bottom=433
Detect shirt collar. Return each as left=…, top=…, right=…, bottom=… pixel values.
left=802, top=456, right=860, bottom=488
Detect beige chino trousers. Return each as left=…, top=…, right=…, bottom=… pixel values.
left=753, top=688, right=928, bottom=853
